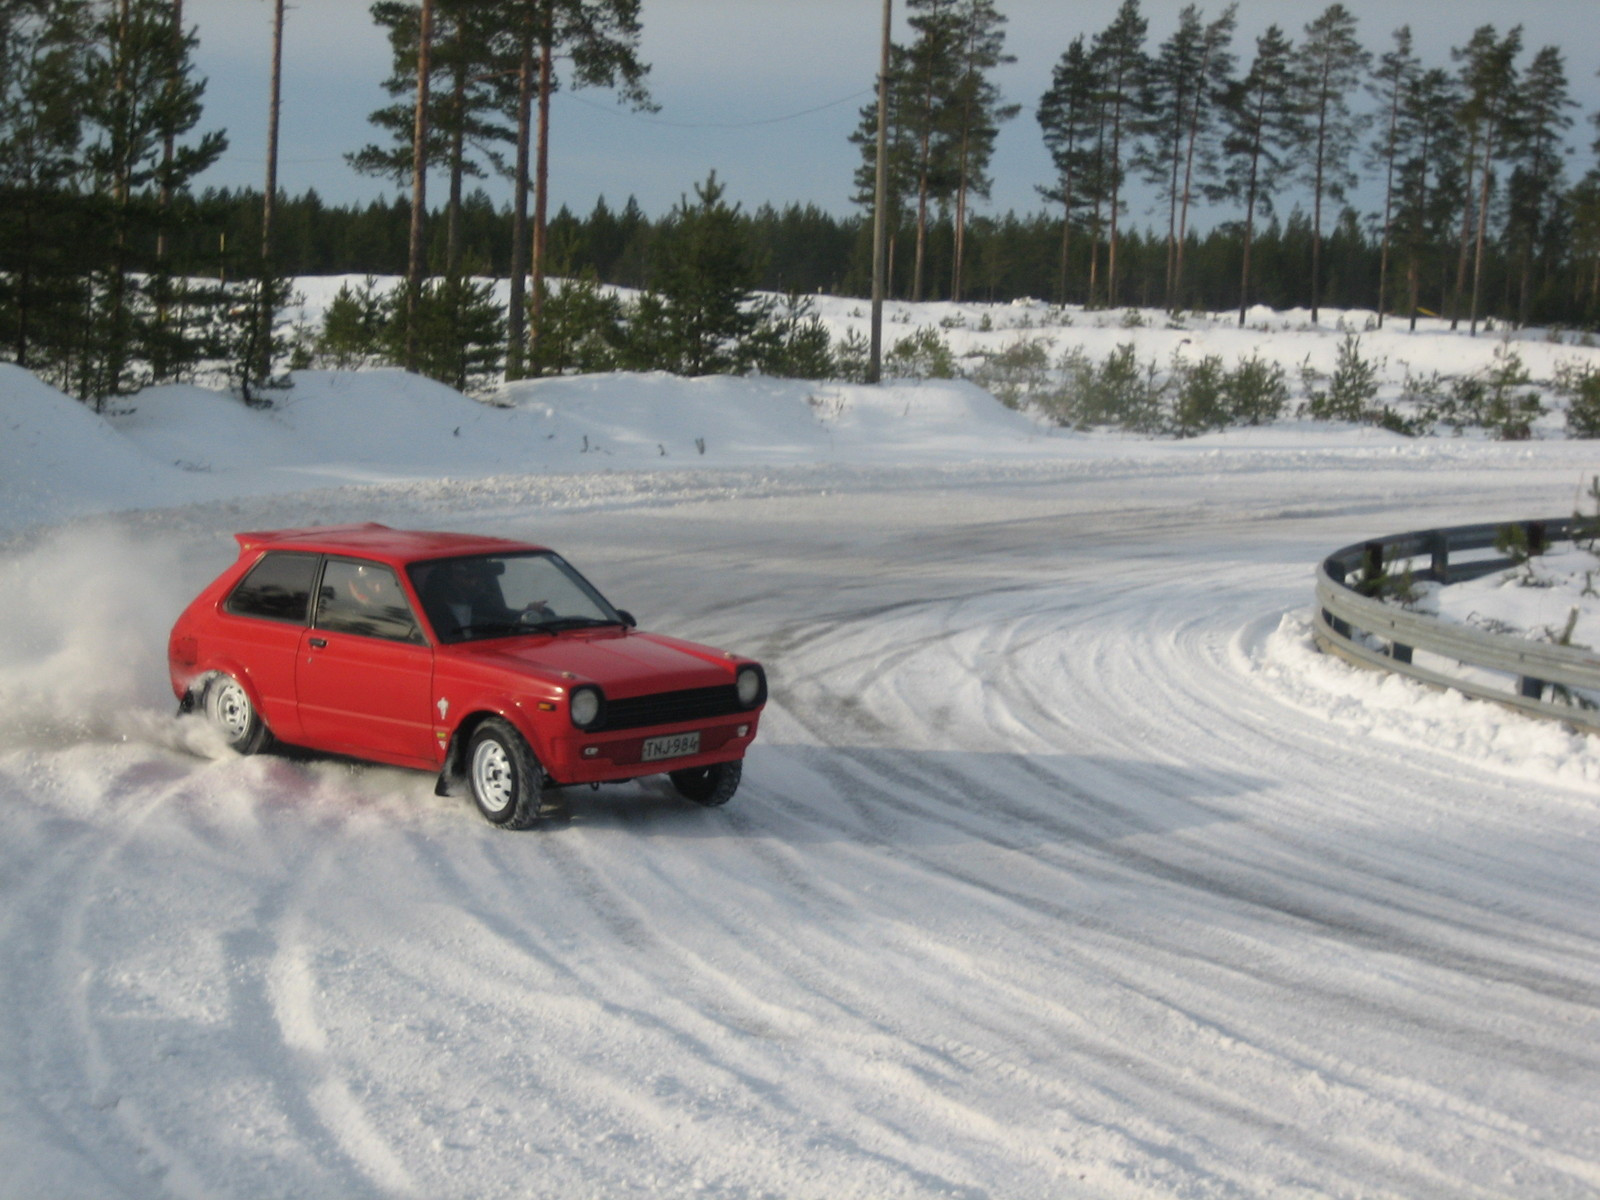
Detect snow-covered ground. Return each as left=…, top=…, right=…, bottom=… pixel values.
left=4, top=303, right=1600, bottom=1198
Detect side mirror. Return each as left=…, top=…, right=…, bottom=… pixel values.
left=616, top=610, right=637, bottom=629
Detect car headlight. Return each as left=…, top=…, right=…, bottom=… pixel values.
left=735, top=665, right=765, bottom=708
left=569, top=685, right=604, bottom=729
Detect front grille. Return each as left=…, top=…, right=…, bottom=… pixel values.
left=600, top=685, right=743, bottom=732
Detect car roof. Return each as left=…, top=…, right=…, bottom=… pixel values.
left=234, top=523, right=548, bottom=564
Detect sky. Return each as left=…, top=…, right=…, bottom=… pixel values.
left=184, top=0, right=1600, bottom=223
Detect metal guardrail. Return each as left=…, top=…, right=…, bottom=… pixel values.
left=1313, top=517, right=1600, bottom=732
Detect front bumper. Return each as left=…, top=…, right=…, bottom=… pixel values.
left=542, top=713, right=762, bottom=785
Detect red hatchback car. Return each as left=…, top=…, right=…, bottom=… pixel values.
left=168, top=524, right=767, bottom=828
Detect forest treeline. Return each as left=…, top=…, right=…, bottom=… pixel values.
left=3, top=0, right=1600, bottom=408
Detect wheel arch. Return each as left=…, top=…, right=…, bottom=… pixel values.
left=435, top=704, right=550, bottom=797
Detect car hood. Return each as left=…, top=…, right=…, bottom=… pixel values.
left=454, top=630, right=732, bottom=696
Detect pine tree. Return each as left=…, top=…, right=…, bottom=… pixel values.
left=1090, top=0, right=1150, bottom=308
left=78, top=0, right=227, bottom=403
left=1391, top=65, right=1462, bottom=329
left=349, top=1, right=511, bottom=280
left=1296, top=4, right=1369, bottom=325
left=899, top=0, right=964, bottom=301
left=633, top=172, right=763, bottom=376
left=501, top=0, right=652, bottom=380
left=0, top=0, right=93, bottom=378
left=1219, top=25, right=1303, bottom=326
left=1036, top=36, right=1101, bottom=304
left=1451, top=24, right=1521, bottom=334
left=1140, top=3, right=1236, bottom=310
left=945, top=0, right=1017, bottom=301
left=1503, top=45, right=1574, bottom=324
left=1367, top=26, right=1418, bottom=327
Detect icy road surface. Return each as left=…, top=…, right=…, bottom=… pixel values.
left=2, top=452, right=1598, bottom=1199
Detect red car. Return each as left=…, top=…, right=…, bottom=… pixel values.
left=168, top=524, right=766, bottom=828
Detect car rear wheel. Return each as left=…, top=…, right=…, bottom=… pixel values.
left=669, top=760, right=742, bottom=807
left=203, top=674, right=274, bottom=755
left=466, top=719, right=557, bottom=829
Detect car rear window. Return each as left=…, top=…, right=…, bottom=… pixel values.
left=226, top=551, right=319, bottom=623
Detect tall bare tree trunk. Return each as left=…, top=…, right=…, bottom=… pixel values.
left=868, top=0, right=891, bottom=384
left=405, top=0, right=434, bottom=371
left=505, top=9, right=534, bottom=381
left=1469, top=129, right=1496, bottom=336
left=529, top=4, right=553, bottom=375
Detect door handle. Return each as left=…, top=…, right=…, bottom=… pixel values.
left=309, top=636, right=328, bottom=648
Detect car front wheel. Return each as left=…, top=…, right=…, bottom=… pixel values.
left=202, top=674, right=274, bottom=755
left=669, top=760, right=742, bottom=807
left=466, top=719, right=556, bottom=829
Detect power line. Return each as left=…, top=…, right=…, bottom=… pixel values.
left=561, top=87, right=874, bottom=130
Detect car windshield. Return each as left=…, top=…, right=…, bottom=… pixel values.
left=409, top=551, right=624, bottom=644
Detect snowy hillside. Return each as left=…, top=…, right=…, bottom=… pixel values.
left=3, top=302, right=1600, bottom=1198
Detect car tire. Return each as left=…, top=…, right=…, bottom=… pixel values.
left=466, top=718, right=551, bottom=830
left=669, top=760, right=742, bottom=807
left=202, top=674, right=274, bottom=755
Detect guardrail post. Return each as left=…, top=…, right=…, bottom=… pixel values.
left=1359, top=542, right=1385, bottom=597
left=1526, top=521, right=1547, bottom=558
left=1392, top=643, right=1413, bottom=664
left=1430, top=532, right=1449, bottom=583
left=1519, top=676, right=1546, bottom=701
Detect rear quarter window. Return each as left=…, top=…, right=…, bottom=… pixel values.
left=225, top=551, right=319, bottom=623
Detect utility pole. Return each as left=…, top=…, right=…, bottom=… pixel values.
left=869, top=0, right=891, bottom=384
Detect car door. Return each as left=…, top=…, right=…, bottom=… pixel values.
left=295, top=557, right=437, bottom=767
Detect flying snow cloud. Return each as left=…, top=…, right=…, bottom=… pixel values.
left=0, top=525, right=210, bottom=751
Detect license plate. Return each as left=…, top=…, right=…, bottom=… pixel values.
left=641, top=731, right=700, bottom=762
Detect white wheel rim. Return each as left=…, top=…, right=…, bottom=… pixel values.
left=211, top=680, right=252, bottom=741
left=471, top=739, right=515, bottom=815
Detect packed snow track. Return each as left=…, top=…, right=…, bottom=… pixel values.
left=2, top=454, right=1598, bottom=1199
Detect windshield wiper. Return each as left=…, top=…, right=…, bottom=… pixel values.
left=521, top=615, right=623, bottom=634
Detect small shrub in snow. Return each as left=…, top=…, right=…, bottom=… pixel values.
left=531, top=271, right=627, bottom=375
left=1170, top=352, right=1288, bottom=436
left=1223, top=354, right=1290, bottom=426
left=886, top=326, right=957, bottom=380
left=1477, top=344, right=1544, bottom=441
left=830, top=329, right=871, bottom=383
left=1047, top=343, right=1165, bottom=432
left=1304, top=334, right=1380, bottom=422
left=314, top=277, right=389, bottom=370
left=968, top=337, right=1053, bottom=410
left=1170, top=353, right=1229, bottom=437
left=1555, top=361, right=1600, bottom=439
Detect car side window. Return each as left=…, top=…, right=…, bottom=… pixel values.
left=225, top=551, right=319, bottom=623
left=315, top=559, right=424, bottom=644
